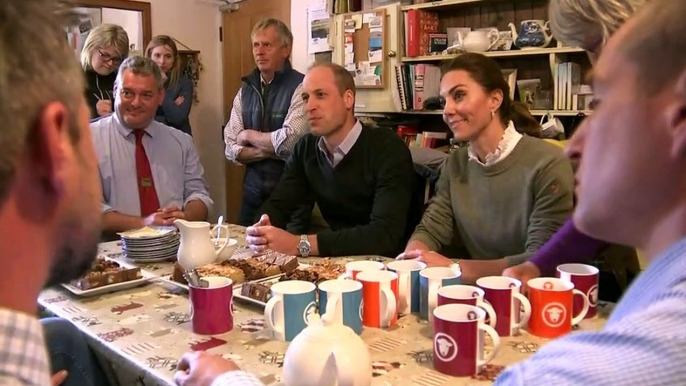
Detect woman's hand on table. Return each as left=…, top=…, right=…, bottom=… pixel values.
left=502, top=261, right=541, bottom=293
left=174, top=351, right=240, bottom=386
left=396, top=249, right=452, bottom=267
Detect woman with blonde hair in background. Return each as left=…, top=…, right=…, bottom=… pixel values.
left=146, top=35, right=194, bottom=135
left=81, top=23, right=129, bottom=119
left=502, top=0, right=648, bottom=299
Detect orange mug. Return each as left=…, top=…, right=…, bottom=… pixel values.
left=527, top=278, right=589, bottom=339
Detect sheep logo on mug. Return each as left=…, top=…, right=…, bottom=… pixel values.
left=434, top=333, right=458, bottom=362
left=303, top=302, right=318, bottom=324
left=588, top=285, right=599, bottom=306
left=359, top=300, right=364, bottom=321
left=542, top=302, right=566, bottom=328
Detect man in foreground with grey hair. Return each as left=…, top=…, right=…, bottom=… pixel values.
left=0, top=0, right=104, bottom=384
left=91, top=55, right=213, bottom=236
left=496, top=0, right=686, bottom=383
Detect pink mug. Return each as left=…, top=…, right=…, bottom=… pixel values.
left=189, top=276, right=234, bottom=335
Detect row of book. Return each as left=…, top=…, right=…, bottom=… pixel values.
left=393, top=63, right=442, bottom=111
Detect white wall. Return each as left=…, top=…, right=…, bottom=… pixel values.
left=290, top=0, right=321, bottom=72
left=102, top=8, right=143, bottom=52
left=133, top=0, right=226, bottom=219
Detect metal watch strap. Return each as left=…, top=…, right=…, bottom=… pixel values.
left=299, top=234, right=310, bottom=258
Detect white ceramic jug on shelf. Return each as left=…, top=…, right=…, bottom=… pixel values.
left=283, top=313, right=372, bottom=386
left=174, top=220, right=229, bottom=270
left=459, top=29, right=500, bottom=53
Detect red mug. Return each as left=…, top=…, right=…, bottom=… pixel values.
left=189, top=276, right=234, bottom=335
left=527, top=278, right=589, bottom=339
left=476, top=276, right=531, bottom=337
left=433, top=304, right=501, bottom=377
left=437, top=285, right=497, bottom=329
left=557, top=263, right=599, bottom=318
left=357, top=270, right=398, bottom=328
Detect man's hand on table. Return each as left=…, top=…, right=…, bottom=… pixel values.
left=174, top=351, right=240, bottom=386
left=397, top=249, right=453, bottom=267
left=142, top=206, right=185, bottom=227
left=246, top=214, right=299, bottom=255
left=51, top=371, right=67, bottom=386
left=502, top=261, right=541, bottom=293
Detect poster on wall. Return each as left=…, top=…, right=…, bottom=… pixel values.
left=308, top=0, right=332, bottom=54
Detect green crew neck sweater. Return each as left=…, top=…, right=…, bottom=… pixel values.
left=410, top=135, right=575, bottom=266
left=259, top=124, right=415, bottom=257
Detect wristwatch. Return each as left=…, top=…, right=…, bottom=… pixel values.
left=449, top=260, right=461, bottom=273
left=297, top=235, right=311, bottom=258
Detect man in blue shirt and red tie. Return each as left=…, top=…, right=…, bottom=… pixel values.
left=91, top=55, right=213, bottom=234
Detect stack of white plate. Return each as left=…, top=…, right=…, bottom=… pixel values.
left=119, top=226, right=180, bottom=262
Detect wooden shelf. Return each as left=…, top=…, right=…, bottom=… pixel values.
left=402, top=47, right=585, bottom=62
left=401, top=0, right=497, bottom=12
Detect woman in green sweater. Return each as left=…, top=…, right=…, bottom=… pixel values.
left=398, top=53, right=575, bottom=283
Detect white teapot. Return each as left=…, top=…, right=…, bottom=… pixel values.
left=283, top=313, right=371, bottom=386
left=174, top=219, right=229, bottom=270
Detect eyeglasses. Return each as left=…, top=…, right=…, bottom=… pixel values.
left=98, top=50, right=122, bottom=65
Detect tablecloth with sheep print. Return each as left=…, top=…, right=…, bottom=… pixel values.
left=39, top=224, right=612, bottom=386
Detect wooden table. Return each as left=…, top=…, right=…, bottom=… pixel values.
left=39, top=224, right=612, bottom=386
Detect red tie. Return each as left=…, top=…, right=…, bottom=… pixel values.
left=134, top=130, right=160, bottom=217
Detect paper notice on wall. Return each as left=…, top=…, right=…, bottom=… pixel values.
left=368, top=29, right=382, bottom=63
left=308, top=0, right=332, bottom=54
left=363, top=13, right=375, bottom=24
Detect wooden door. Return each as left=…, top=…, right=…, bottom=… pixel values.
left=221, top=0, right=291, bottom=223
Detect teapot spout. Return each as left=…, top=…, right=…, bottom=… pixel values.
left=508, top=22, right=518, bottom=40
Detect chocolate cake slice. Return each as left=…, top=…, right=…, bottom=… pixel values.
left=70, top=257, right=142, bottom=290
left=240, top=281, right=273, bottom=302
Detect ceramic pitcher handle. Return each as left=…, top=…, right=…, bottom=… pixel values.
left=211, top=224, right=229, bottom=239
left=264, top=296, right=284, bottom=337
left=477, top=323, right=501, bottom=367
left=571, top=289, right=590, bottom=325
left=215, top=234, right=230, bottom=258
left=478, top=299, right=498, bottom=328
left=487, top=28, right=501, bottom=51
left=381, top=287, right=397, bottom=327
left=513, top=292, right=531, bottom=329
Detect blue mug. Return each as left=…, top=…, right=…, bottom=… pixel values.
left=420, top=267, right=462, bottom=321
left=318, top=279, right=363, bottom=335
left=387, top=260, right=426, bottom=315
left=264, top=280, right=317, bottom=341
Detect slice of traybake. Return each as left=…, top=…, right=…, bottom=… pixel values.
left=70, top=257, right=142, bottom=290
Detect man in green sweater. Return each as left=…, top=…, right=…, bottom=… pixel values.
left=245, top=63, right=417, bottom=257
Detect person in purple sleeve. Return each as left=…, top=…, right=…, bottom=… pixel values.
left=502, top=0, right=647, bottom=297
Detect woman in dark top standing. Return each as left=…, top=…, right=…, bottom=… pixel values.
left=80, top=23, right=129, bottom=119
left=146, top=35, right=194, bottom=135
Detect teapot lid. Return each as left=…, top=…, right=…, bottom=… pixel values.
left=298, top=312, right=355, bottom=340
